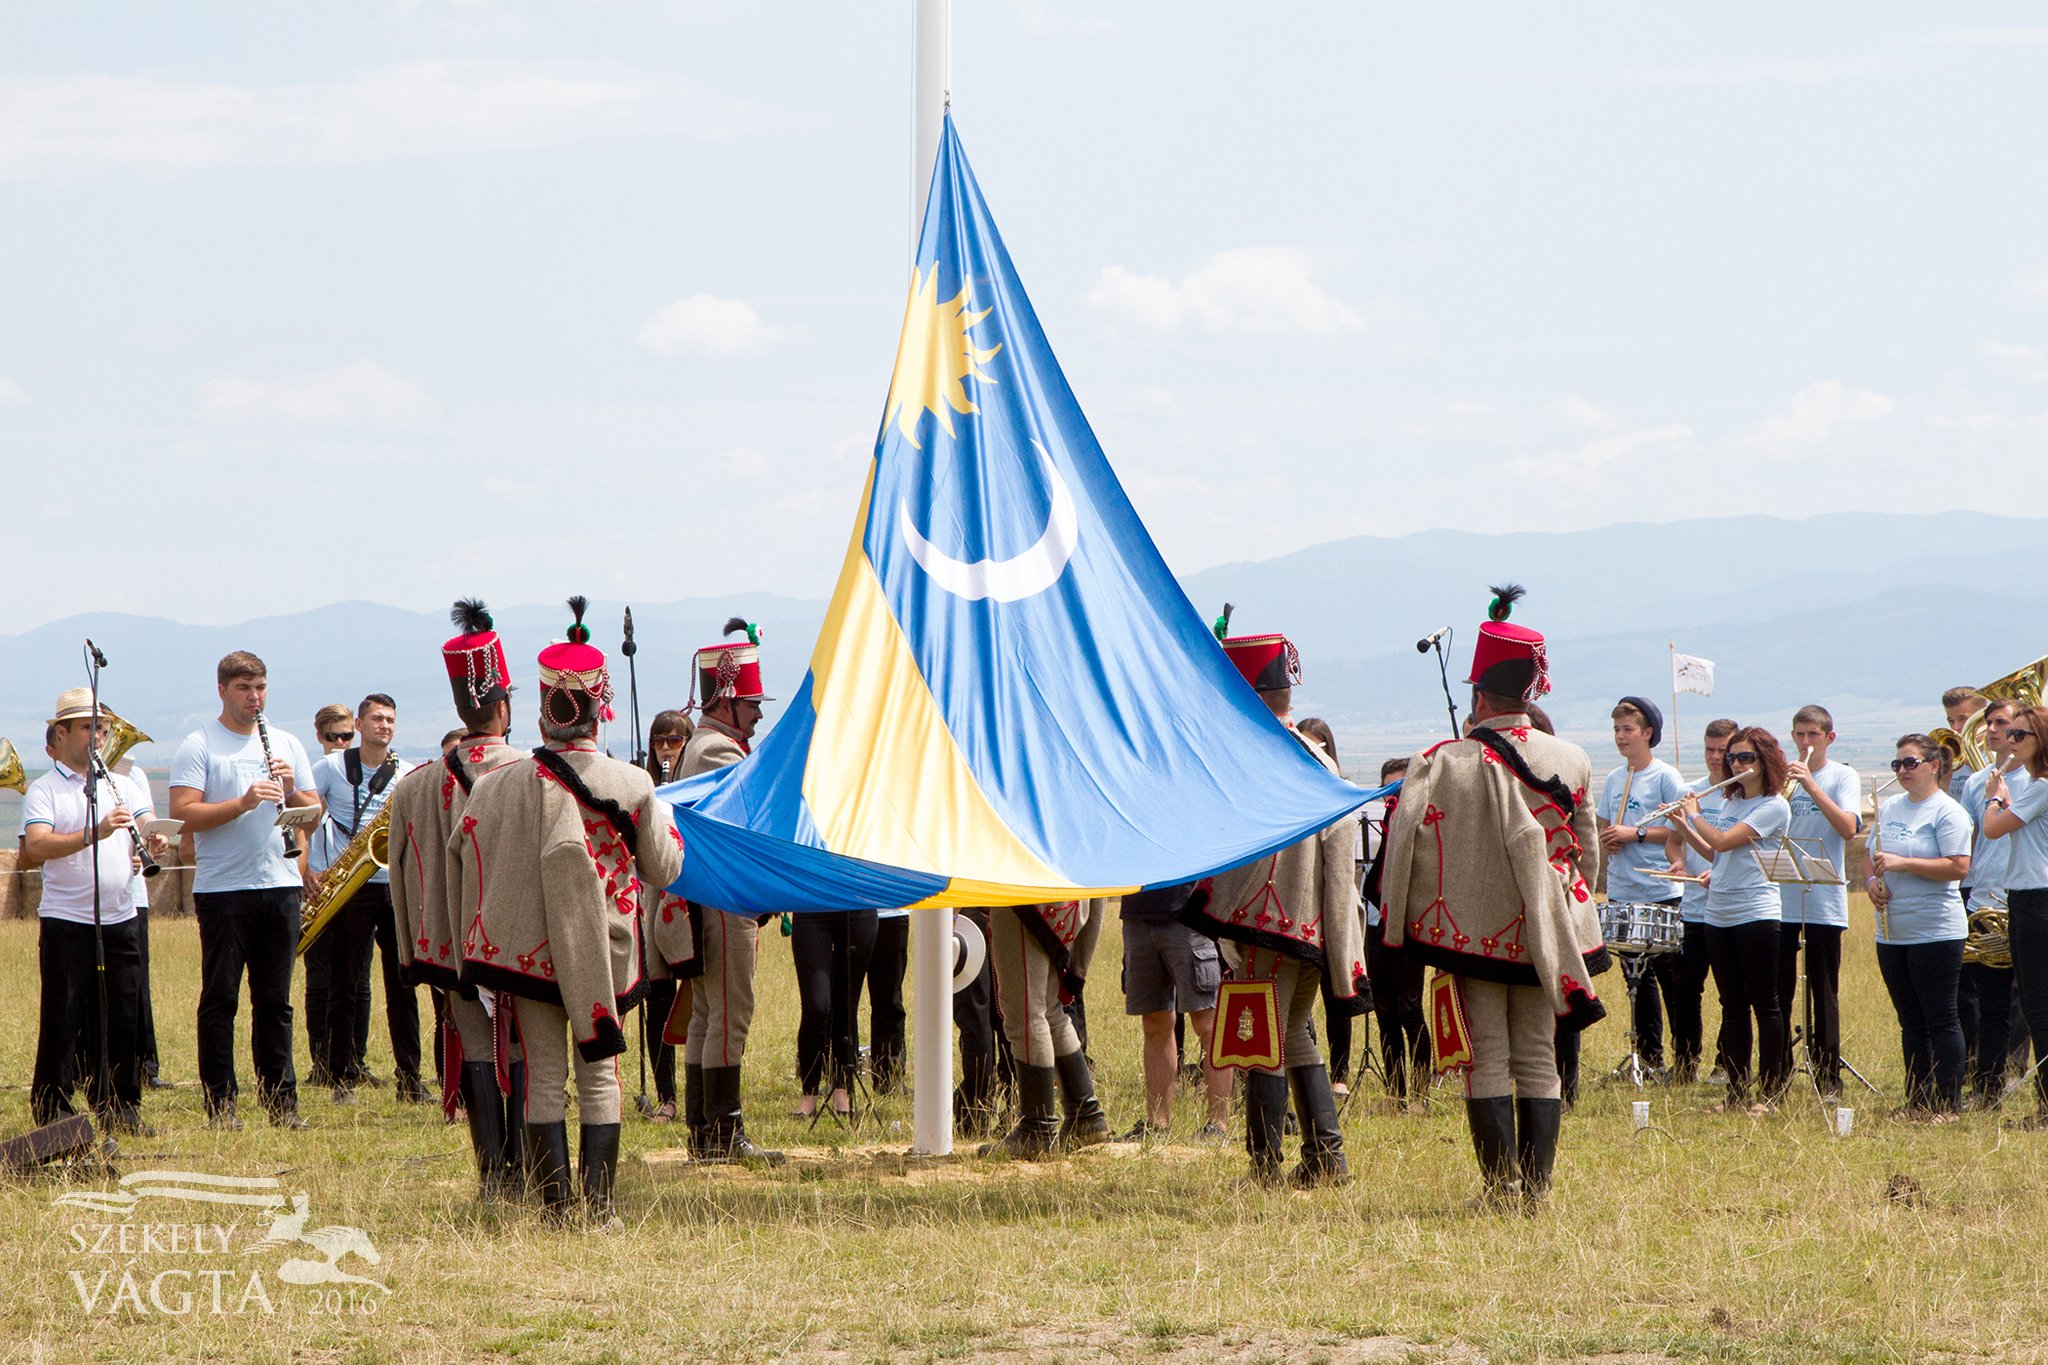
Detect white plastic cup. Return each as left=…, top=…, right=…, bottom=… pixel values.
left=1835, top=1106, right=1854, bottom=1137
left=1632, top=1100, right=1651, bottom=1130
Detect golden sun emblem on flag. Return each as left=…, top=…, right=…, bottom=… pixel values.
left=883, top=263, right=1003, bottom=449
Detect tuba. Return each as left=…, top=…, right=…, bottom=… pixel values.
left=296, top=808, right=389, bottom=956
left=1950, top=658, right=2048, bottom=772
left=0, top=739, right=25, bottom=795
left=95, top=708, right=153, bottom=770
left=1963, top=906, right=2012, bottom=969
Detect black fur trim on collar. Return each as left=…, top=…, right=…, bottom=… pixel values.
left=1470, top=725, right=1577, bottom=817
left=444, top=749, right=474, bottom=795
left=530, top=746, right=639, bottom=851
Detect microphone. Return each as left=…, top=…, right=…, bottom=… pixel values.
left=86, top=639, right=108, bottom=668
left=621, top=606, right=637, bottom=658
left=1415, top=627, right=1451, bottom=654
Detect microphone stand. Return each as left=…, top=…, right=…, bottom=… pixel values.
left=1428, top=631, right=1461, bottom=739
left=621, top=608, right=654, bottom=1118
left=84, top=641, right=114, bottom=1139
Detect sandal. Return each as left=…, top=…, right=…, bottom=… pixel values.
left=650, top=1100, right=676, bottom=1124
left=791, top=1095, right=820, bottom=1120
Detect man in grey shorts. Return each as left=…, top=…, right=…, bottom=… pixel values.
left=1120, top=883, right=1230, bottom=1142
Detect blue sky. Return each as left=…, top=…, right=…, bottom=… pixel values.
left=3, top=3, right=2044, bottom=634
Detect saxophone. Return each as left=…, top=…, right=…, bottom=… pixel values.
left=297, top=807, right=390, bottom=956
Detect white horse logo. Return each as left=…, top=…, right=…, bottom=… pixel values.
left=246, top=1193, right=387, bottom=1290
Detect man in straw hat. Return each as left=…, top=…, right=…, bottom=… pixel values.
left=20, top=689, right=159, bottom=1134
left=676, top=618, right=784, bottom=1164
left=457, top=597, right=683, bottom=1223
left=1180, top=610, right=1365, bottom=1185
left=389, top=599, right=530, bottom=1200
left=1381, top=585, right=1607, bottom=1210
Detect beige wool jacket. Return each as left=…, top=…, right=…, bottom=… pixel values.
left=389, top=736, right=527, bottom=994
left=1182, top=733, right=1368, bottom=1008
left=1380, top=714, right=1608, bottom=1028
left=456, top=739, right=685, bottom=1061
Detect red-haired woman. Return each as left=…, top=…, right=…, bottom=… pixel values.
left=1674, top=726, right=1792, bottom=1111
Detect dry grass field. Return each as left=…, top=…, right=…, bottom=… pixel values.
left=2, top=899, right=2045, bottom=1364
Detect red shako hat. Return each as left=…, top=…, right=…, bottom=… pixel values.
left=1212, top=603, right=1302, bottom=693
left=1464, top=583, right=1550, bottom=702
left=444, top=598, right=512, bottom=711
left=695, top=617, right=772, bottom=706
left=537, top=596, right=615, bottom=725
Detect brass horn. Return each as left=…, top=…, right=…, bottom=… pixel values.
left=1963, top=906, right=2012, bottom=970
left=1947, top=657, right=2048, bottom=772
left=94, top=707, right=152, bottom=770
left=0, top=739, right=25, bottom=795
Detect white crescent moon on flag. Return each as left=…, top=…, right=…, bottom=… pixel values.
left=898, top=439, right=1079, bottom=603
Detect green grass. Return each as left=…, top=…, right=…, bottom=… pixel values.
left=1, top=899, right=2044, bottom=1363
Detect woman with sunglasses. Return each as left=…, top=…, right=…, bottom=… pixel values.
left=1674, top=727, right=1791, bottom=1111
left=1981, top=704, right=2048, bottom=1129
left=1866, top=735, right=1973, bottom=1120
left=637, top=710, right=695, bottom=1122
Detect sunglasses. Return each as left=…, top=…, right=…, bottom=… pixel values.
left=1890, top=756, right=1935, bottom=772
left=2010, top=729, right=2036, bottom=743
left=651, top=734, right=687, bottom=746
left=1726, top=751, right=1759, bottom=765
left=323, top=731, right=356, bottom=743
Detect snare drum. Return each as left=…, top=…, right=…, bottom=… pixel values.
left=1598, top=900, right=1684, bottom=956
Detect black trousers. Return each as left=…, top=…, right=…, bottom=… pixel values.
left=1706, top=918, right=1785, bottom=1103
left=866, top=914, right=909, bottom=1091
left=1668, top=920, right=1711, bottom=1069
left=953, top=908, right=1006, bottom=1117
left=1366, top=920, right=1429, bottom=1099
left=1317, top=962, right=1354, bottom=1083
left=1776, top=921, right=1844, bottom=1094
left=371, top=888, right=422, bottom=1083
left=135, top=902, right=160, bottom=1078
left=32, top=917, right=143, bottom=1123
left=792, top=910, right=880, bottom=1094
left=2007, top=887, right=2048, bottom=1109
left=194, top=887, right=300, bottom=1116
left=1627, top=903, right=1684, bottom=1067
left=303, top=911, right=370, bottom=1080
left=1875, top=938, right=1966, bottom=1112
left=1959, top=961, right=2013, bottom=1095
left=322, top=895, right=379, bottom=1084
left=643, top=977, right=678, bottom=1104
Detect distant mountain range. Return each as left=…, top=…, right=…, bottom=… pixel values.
left=2, top=512, right=2032, bottom=777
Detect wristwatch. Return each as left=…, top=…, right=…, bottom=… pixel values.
left=1635, top=826, right=1647, bottom=843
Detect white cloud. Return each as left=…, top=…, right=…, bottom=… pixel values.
left=1737, top=380, right=1894, bottom=455
left=1086, top=248, right=1363, bottom=335
left=0, top=60, right=799, bottom=181
left=1982, top=341, right=2048, bottom=385
left=1550, top=394, right=1617, bottom=431
left=197, top=359, right=440, bottom=427
left=636, top=294, right=806, bottom=358
left=1611, top=55, right=1905, bottom=86
left=1506, top=425, right=1692, bottom=484
left=1927, top=26, right=2048, bottom=48
left=390, top=0, right=528, bottom=39
left=2015, top=264, right=2048, bottom=304
left=0, top=377, right=25, bottom=404
left=1444, top=400, right=1492, bottom=417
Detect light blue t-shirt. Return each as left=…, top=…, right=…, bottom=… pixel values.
left=1961, top=766, right=2031, bottom=909
left=1782, top=760, right=1860, bottom=928
left=2002, top=771, right=2048, bottom=892
left=170, top=719, right=316, bottom=895
left=1599, top=759, right=1686, bottom=903
left=308, top=749, right=414, bottom=884
left=1704, top=793, right=1790, bottom=927
left=1873, top=791, right=1972, bottom=944
left=1676, top=777, right=1732, bottom=924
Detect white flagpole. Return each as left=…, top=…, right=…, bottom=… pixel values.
left=1669, top=641, right=1681, bottom=772
left=910, top=0, right=955, bottom=1158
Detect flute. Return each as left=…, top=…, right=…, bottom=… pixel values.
left=1643, top=770, right=1745, bottom=823
left=1783, top=746, right=1813, bottom=799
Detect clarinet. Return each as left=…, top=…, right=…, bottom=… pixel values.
left=92, top=752, right=161, bottom=879
left=254, top=712, right=295, bottom=856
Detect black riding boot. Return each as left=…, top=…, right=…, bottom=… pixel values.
left=1516, top=1096, right=1562, bottom=1209
left=500, top=1061, right=527, bottom=1197
left=683, top=1062, right=711, bottom=1160
left=955, top=1047, right=997, bottom=1138
left=460, top=1062, right=506, bottom=1199
left=1053, top=1050, right=1111, bottom=1150
left=579, top=1122, right=623, bottom=1225
left=1465, top=1095, right=1519, bottom=1208
left=525, top=1120, right=574, bottom=1220
left=1287, top=1063, right=1349, bottom=1187
left=703, top=1065, right=784, bottom=1165
left=1244, top=1070, right=1289, bottom=1184
left=978, top=1063, right=1059, bottom=1158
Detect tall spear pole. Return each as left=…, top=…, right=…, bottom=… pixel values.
left=908, top=0, right=956, bottom=1159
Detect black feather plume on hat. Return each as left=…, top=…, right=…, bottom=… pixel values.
left=1212, top=602, right=1234, bottom=642
left=450, top=598, right=493, bottom=633
left=1487, top=584, right=1525, bottom=622
left=723, top=616, right=761, bottom=645
left=566, top=595, right=591, bottom=645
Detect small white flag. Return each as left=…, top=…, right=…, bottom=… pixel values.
left=1673, top=651, right=1715, bottom=697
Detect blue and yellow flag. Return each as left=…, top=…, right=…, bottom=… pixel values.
left=669, top=115, right=1368, bottom=912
